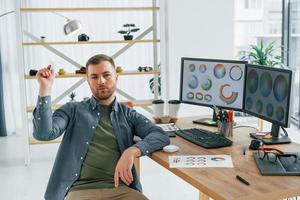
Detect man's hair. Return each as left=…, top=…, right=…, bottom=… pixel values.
left=85, top=54, right=115, bottom=71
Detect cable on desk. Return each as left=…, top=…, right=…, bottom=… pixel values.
left=233, top=125, right=259, bottom=131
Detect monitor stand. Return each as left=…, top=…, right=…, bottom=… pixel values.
left=250, top=124, right=291, bottom=145
left=192, top=109, right=218, bottom=127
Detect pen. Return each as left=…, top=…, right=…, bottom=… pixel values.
left=236, top=175, right=250, bottom=186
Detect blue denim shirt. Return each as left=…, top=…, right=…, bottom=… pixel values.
left=33, top=96, right=170, bottom=200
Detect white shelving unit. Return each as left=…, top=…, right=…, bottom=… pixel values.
left=15, top=0, right=167, bottom=165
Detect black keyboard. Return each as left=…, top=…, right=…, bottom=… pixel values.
left=175, top=128, right=232, bottom=148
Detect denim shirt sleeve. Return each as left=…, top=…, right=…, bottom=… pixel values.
left=129, top=109, right=170, bottom=156
left=33, top=96, right=72, bottom=141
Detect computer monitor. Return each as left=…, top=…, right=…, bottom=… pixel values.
left=180, top=57, right=247, bottom=126
left=244, top=64, right=293, bottom=144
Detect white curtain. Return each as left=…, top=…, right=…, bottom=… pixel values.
left=0, top=0, right=22, bottom=135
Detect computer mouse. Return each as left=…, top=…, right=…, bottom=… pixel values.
left=163, top=145, right=179, bottom=153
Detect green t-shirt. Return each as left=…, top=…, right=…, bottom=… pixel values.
left=70, top=104, right=124, bottom=191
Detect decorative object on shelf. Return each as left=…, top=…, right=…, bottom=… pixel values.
left=75, top=66, right=86, bottom=74
left=120, top=101, right=133, bottom=108
left=116, top=66, right=123, bottom=73
left=78, top=33, right=90, bottom=41
left=241, top=40, right=284, bottom=68
left=52, top=12, right=82, bottom=36
left=40, top=36, right=46, bottom=42
left=138, top=66, right=153, bottom=72
left=58, top=68, right=66, bottom=75
left=69, top=92, right=76, bottom=102
left=118, top=24, right=140, bottom=40
left=29, top=69, right=38, bottom=76
left=149, top=64, right=161, bottom=96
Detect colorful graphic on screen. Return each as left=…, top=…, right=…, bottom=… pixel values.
left=214, top=64, right=226, bottom=79
left=199, top=64, right=207, bottom=73
left=219, top=84, right=238, bottom=105
left=256, top=100, right=263, bottom=114
left=246, top=97, right=253, bottom=110
left=259, top=72, right=272, bottom=97
left=247, top=69, right=259, bottom=94
left=229, top=65, right=243, bottom=81
left=273, top=75, right=288, bottom=102
left=244, top=64, right=292, bottom=127
left=181, top=58, right=246, bottom=110
left=200, top=75, right=212, bottom=91
left=188, top=75, right=199, bottom=89
left=266, top=103, right=274, bottom=117
left=189, top=64, right=196, bottom=72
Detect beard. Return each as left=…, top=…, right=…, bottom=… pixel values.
left=92, top=85, right=116, bottom=101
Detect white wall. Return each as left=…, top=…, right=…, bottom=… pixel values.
left=166, top=0, right=235, bottom=117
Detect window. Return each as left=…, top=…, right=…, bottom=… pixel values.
left=289, top=0, right=300, bottom=127
left=234, top=0, right=282, bottom=58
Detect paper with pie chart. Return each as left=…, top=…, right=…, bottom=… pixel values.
left=169, top=155, right=233, bottom=168
left=181, top=60, right=246, bottom=110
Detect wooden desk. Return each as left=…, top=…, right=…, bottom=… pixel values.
left=150, top=116, right=300, bottom=200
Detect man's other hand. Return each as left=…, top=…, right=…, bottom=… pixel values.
left=36, top=65, right=55, bottom=96
left=114, top=146, right=141, bottom=187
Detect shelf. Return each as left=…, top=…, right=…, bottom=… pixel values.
left=22, top=39, right=160, bottom=46
left=29, top=137, right=62, bottom=145
left=20, top=7, right=160, bottom=12
left=26, top=99, right=154, bottom=113
left=24, top=70, right=160, bottom=79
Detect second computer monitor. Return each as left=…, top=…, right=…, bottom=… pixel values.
left=180, top=57, right=247, bottom=110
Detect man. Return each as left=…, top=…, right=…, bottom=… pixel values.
left=33, top=54, right=170, bottom=200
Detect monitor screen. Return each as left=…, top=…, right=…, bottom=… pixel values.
left=180, top=57, right=247, bottom=111
left=244, top=64, right=293, bottom=128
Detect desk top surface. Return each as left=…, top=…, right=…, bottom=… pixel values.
left=150, top=116, right=300, bottom=200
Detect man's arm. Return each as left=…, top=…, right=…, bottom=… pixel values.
left=114, top=109, right=170, bottom=187
left=130, top=110, right=170, bottom=156
left=33, top=65, right=70, bottom=141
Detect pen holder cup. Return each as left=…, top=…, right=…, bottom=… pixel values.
left=217, top=122, right=233, bottom=138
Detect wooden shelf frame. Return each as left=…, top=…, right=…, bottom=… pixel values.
left=24, top=70, right=160, bottom=79
left=20, top=7, right=160, bottom=12
left=26, top=99, right=154, bottom=113
left=29, top=137, right=62, bottom=145
left=22, top=39, right=160, bottom=46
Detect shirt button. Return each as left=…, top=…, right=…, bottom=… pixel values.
left=97, top=113, right=100, bottom=116
left=38, top=117, right=41, bottom=120
left=75, top=173, right=78, bottom=176
left=86, top=142, right=89, bottom=145
left=45, top=100, right=48, bottom=104
left=92, top=126, right=95, bottom=129
left=145, top=120, right=149, bottom=123
left=80, top=157, right=83, bottom=160
left=146, top=150, right=149, bottom=154
left=66, top=187, right=69, bottom=190
left=39, top=102, right=42, bottom=105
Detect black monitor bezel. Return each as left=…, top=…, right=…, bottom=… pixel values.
left=243, top=64, right=293, bottom=128
left=180, top=57, right=248, bottom=111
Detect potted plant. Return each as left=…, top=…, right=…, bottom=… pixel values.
left=118, top=24, right=140, bottom=40
left=69, top=92, right=76, bottom=102
left=247, top=40, right=284, bottom=68
left=149, top=64, right=161, bottom=96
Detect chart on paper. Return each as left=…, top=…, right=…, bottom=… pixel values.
left=169, top=155, right=234, bottom=168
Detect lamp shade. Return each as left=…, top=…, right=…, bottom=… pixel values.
left=63, top=19, right=82, bottom=36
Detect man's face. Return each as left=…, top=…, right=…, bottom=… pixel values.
left=87, top=61, right=118, bottom=101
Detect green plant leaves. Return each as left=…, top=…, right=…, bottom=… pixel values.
left=249, top=40, right=283, bottom=67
